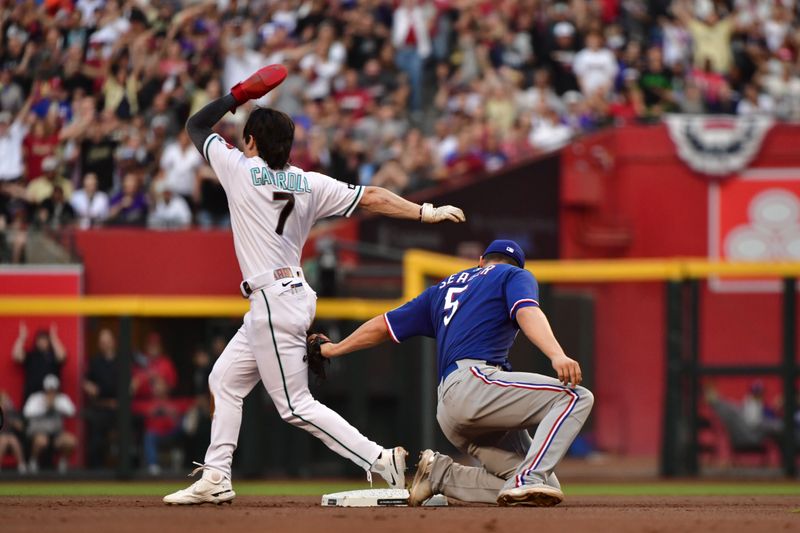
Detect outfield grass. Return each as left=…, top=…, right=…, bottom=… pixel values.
left=0, top=481, right=799, bottom=497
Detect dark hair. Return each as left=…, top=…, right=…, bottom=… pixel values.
left=482, top=253, right=519, bottom=267
left=243, top=108, right=295, bottom=169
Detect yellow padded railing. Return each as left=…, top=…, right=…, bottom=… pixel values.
left=0, top=250, right=798, bottom=319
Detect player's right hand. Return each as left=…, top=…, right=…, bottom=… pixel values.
left=230, top=64, right=288, bottom=106
left=421, top=203, right=466, bottom=223
left=551, top=354, right=582, bottom=387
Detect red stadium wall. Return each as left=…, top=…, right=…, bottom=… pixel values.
left=561, top=124, right=800, bottom=455
left=72, top=223, right=359, bottom=296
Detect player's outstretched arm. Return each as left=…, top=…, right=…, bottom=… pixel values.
left=319, top=315, right=391, bottom=358
left=358, top=186, right=466, bottom=223
left=516, top=306, right=582, bottom=387
left=186, top=64, right=288, bottom=154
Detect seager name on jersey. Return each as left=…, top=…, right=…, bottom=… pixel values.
left=250, top=167, right=312, bottom=193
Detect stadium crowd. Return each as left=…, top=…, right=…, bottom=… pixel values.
left=1, top=0, right=800, bottom=256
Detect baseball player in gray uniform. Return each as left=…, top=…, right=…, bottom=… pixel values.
left=315, top=240, right=593, bottom=506
left=163, top=65, right=466, bottom=505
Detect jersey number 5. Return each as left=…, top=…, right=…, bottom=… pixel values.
left=273, top=192, right=295, bottom=235
left=443, top=286, right=467, bottom=326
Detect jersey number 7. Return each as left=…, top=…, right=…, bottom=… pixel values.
left=273, top=192, right=295, bottom=235
left=443, top=286, right=467, bottom=326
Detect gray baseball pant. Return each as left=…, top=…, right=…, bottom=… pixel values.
left=428, top=359, right=594, bottom=504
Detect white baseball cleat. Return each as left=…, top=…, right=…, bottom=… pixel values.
left=369, top=447, right=407, bottom=489
left=163, top=464, right=235, bottom=505
left=497, top=484, right=564, bottom=507
left=408, top=449, right=435, bottom=506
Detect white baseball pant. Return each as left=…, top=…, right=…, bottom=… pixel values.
left=203, top=271, right=383, bottom=478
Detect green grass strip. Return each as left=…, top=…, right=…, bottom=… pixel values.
left=0, top=481, right=367, bottom=497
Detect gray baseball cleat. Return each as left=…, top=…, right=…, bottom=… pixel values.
left=369, top=447, right=407, bottom=489
left=163, top=463, right=235, bottom=505
left=497, top=484, right=564, bottom=507
left=408, top=449, right=435, bottom=506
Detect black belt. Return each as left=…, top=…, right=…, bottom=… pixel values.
left=441, top=360, right=506, bottom=383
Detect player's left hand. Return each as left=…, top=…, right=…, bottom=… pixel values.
left=305, top=333, right=332, bottom=381
left=421, top=203, right=466, bottom=223
left=551, top=354, right=582, bottom=387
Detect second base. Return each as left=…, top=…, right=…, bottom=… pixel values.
left=321, top=489, right=448, bottom=507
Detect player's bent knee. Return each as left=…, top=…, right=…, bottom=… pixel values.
left=576, top=387, right=594, bottom=409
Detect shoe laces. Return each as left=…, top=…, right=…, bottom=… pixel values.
left=188, top=461, right=207, bottom=478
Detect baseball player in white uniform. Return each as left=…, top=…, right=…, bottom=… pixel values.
left=163, top=65, right=465, bottom=505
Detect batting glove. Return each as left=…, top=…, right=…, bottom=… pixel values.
left=421, top=203, right=466, bottom=223
left=230, top=64, right=288, bottom=107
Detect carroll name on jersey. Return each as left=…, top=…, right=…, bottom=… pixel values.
left=250, top=167, right=312, bottom=193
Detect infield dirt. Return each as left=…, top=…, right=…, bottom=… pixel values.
left=1, top=495, right=798, bottom=533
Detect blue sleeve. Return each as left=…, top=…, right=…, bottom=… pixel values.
left=384, top=287, right=436, bottom=342
left=505, top=269, right=539, bottom=320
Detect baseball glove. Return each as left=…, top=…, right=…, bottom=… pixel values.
left=305, top=333, right=331, bottom=381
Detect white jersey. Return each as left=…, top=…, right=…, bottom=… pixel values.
left=202, top=132, right=364, bottom=280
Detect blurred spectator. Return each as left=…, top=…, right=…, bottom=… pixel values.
left=680, top=82, right=708, bottom=114
left=705, top=381, right=782, bottom=450
left=195, top=165, right=229, bottom=229
left=547, top=21, right=580, bottom=95
left=183, top=344, right=215, bottom=463
left=0, top=68, right=24, bottom=113
left=0, top=106, right=28, bottom=183
left=392, top=0, right=434, bottom=111
left=132, top=332, right=177, bottom=402
left=12, top=322, right=67, bottom=402
left=609, top=74, right=647, bottom=123
left=334, top=68, right=373, bottom=119
left=83, top=328, right=118, bottom=469
left=23, top=374, right=76, bottom=474
left=562, top=91, right=597, bottom=132
left=639, top=47, right=675, bottom=116
left=107, top=173, right=147, bottom=227
left=530, top=106, right=574, bottom=150
left=573, top=31, right=619, bottom=98
left=70, top=173, right=110, bottom=229
left=371, top=159, right=410, bottom=193
left=148, top=181, right=192, bottom=230
left=78, top=117, right=118, bottom=194
left=34, top=185, right=76, bottom=231
left=142, top=377, right=181, bottom=476
left=737, top=83, right=775, bottom=115
left=0, top=390, right=26, bottom=473
left=517, top=69, right=565, bottom=116
left=443, top=130, right=486, bottom=179
left=397, top=128, right=434, bottom=189
left=482, top=131, right=509, bottom=172
left=26, top=156, right=73, bottom=205
left=159, top=130, right=203, bottom=203
left=22, top=116, right=60, bottom=183
left=675, top=3, right=735, bottom=74
left=299, top=22, right=347, bottom=100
